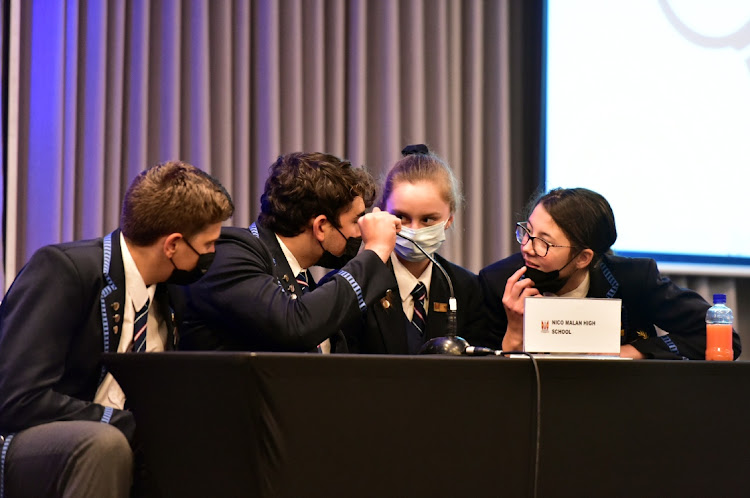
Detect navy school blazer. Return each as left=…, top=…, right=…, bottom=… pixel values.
left=478, top=252, right=741, bottom=360
left=0, top=230, right=179, bottom=441
left=179, top=223, right=396, bottom=352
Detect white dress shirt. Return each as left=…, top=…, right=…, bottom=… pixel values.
left=276, top=234, right=331, bottom=354
left=94, top=233, right=167, bottom=409
left=390, top=252, right=434, bottom=321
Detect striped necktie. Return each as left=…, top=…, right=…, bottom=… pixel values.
left=411, top=282, right=427, bottom=336
left=132, top=298, right=149, bottom=352
left=406, top=282, right=428, bottom=354
left=296, top=271, right=310, bottom=295
left=297, top=271, right=322, bottom=353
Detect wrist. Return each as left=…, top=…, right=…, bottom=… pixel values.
left=502, top=327, right=523, bottom=352
left=363, top=244, right=392, bottom=263
left=620, top=344, right=645, bottom=359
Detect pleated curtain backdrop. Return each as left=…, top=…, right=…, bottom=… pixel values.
left=3, top=0, right=512, bottom=290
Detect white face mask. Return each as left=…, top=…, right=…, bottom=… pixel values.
left=395, top=220, right=448, bottom=262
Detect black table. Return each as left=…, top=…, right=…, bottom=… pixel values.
left=105, top=353, right=750, bottom=497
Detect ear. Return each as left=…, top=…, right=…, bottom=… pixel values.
left=163, top=233, right=183, bottom=258
left=311, top=215, right=328, bottom=242
left=444, top=213, right=455, bottom=230
left=575, top=248, right=595, bottom=269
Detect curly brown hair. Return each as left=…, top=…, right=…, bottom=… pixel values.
left=121, top=160, right=234, bottom=246
left=258, top=152, right=377, bottom=236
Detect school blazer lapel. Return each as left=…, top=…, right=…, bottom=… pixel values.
left=425, top=270, right=451, bottom=340
left=101, top=231, right=127, bottom=355
left=255, top=223, right=307, bottom=298
left=372, top=287, right=410, bottom=353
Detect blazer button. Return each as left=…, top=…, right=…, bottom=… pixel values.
left=114, top=314, right=121, bottom=323
left=111, top=302, right=120, bottom=311
left=113, top=325, right=120, bottom=335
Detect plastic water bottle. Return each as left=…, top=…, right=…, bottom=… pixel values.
left=705, top=293, right=733, bottom=361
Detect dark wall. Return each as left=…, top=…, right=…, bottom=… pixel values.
left=507, top=0, right=544, bottom=249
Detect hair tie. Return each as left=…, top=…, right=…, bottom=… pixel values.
left=401, top=144, right=429, bottom=156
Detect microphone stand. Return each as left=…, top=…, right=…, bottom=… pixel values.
left=396, top=233, right=469, bottom=355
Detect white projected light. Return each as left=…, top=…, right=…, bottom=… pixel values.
left=544, top=0, right=750, bottom=274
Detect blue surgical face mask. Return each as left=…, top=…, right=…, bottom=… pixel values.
left=395, top=220, right=448, bottom=262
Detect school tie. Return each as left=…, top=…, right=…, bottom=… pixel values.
left=407, top=282, right=427, bottom=354
left=296, top=271, right=310, bottom=295
left=132, top=298, right=149, bottom=352
left=297, top=271, right=322, bottom=353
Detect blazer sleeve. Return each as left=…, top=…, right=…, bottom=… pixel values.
left=477, top=264, right=513, bottom=349
left=625, top=259, right=741, bottom=360
left=0, top=246, right=135, bottom=439
left=186, top=235, right=395, bottom=352
left=454, top=268, right=498, bottom=350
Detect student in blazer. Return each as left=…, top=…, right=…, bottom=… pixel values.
left=179, top=152, right=401, bottom=353
left=478, top=187, right=741, bottom=360
left=344, top=145, right=491, bottom=354
left=0, top=161, right=234, bottom=497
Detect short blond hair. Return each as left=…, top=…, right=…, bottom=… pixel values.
left=121, top=160, right=234, bottom=245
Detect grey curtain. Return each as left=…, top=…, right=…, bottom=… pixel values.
left=4, top=0, right=512, bottom=285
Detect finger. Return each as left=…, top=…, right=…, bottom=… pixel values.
left=505, top=267, right=533, bottom=298
left=510, top=283, right=538, bottom=303
left=509, top=266, right=528, bottom=285
left=371, top=206, right=381, bottom=213
left=513, top=288, right=541, bottom=313
left=521, top=287, right=541, bottom=298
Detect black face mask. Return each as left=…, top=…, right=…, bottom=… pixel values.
left=522, top=251, right=582, bottom=294
left=167, top=238, right=216, bottom=286
left=523, top=267, right=567, bottom=294
left=315, top=226, right=362, bottom=270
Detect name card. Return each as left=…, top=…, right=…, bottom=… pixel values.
left=523, top=297, right=622, bottom=354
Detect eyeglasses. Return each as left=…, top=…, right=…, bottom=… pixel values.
left=515, top=222, right=577, bottom=257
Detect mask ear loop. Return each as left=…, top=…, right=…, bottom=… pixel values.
left=318, top=219, right=348, bottom=255
left=535, top=249, right=586, bottom=293
left=333, top=226, right=347, bottom=241
left=182, top=238, right=202, bottom=256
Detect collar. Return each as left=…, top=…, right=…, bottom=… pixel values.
left=120, top=232, right=156, bottom=310
left=391, top=252, right=433, bottom=302
left=557, top=270, right=590, bottom=298
left=275, top=234, right=305, bottom=277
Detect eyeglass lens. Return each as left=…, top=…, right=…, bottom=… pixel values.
left=515, top=224, right=549, bottom=256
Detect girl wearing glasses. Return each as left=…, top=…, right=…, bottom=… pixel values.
left=478, top=187, right=739, bottom=359
left=344, top=144, right=490, bottom=354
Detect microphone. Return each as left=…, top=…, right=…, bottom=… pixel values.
left=396, top=233, right=468, bottom=355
